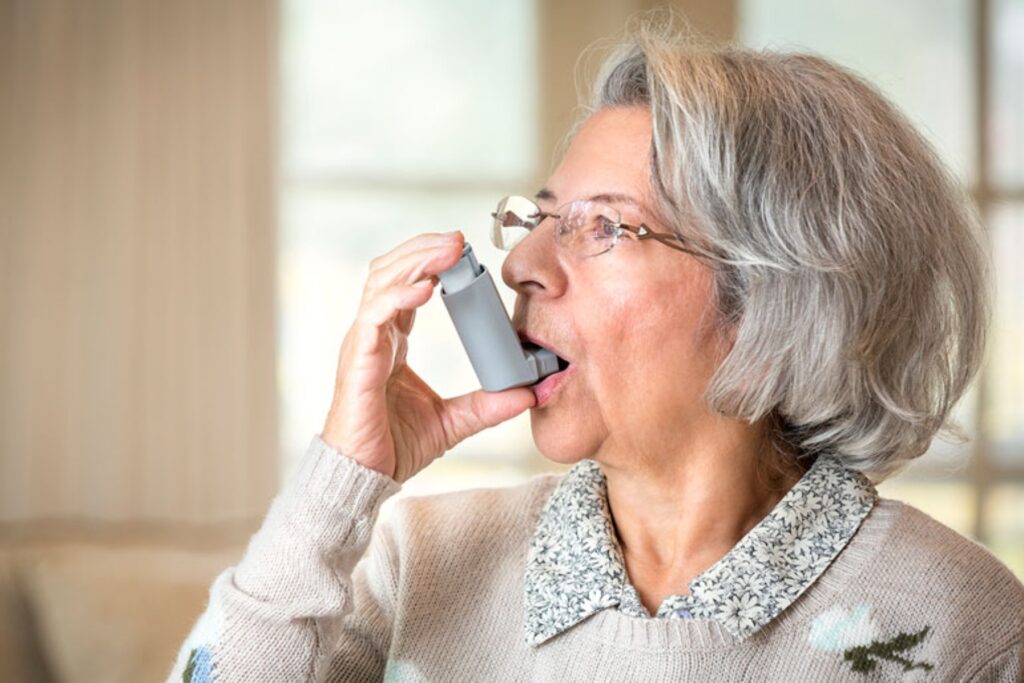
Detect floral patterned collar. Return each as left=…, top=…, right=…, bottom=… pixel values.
left=523, top=452, right=878, bottom=646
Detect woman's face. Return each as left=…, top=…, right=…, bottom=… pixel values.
left=503, top=106, right=729, bottom=466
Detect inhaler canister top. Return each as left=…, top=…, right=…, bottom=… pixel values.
left=437, top=243, right=482, bottom=291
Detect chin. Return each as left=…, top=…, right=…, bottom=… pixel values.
left=529, top=412, right=602, bottom=465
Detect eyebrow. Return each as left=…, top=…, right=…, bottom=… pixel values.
left=535, top=187, right=642, bottom=207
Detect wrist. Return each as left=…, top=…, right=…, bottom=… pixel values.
left=318, top=430, right=395, bottom=481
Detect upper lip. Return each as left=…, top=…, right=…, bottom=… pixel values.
left=515, top=329, right=572, bottom=364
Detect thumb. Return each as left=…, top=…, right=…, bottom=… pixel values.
left=441, top=386, right=536, bottom=445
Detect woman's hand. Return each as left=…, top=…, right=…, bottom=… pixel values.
left=321, top=230, right=536, bottom=483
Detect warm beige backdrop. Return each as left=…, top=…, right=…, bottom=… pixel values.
left=0, top=0, right=278, bottom=526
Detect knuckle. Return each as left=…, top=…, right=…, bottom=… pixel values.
left=438, top=402, right=465, bottom=452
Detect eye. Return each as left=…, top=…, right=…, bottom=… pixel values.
left=592, top=215, right=619, bottom=239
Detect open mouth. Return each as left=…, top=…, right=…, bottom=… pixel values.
left=530, top=359, right=576, bottom=407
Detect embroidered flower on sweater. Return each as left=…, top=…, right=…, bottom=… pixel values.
left=809, top=604, right=934, bottom=675
left=182, top=646, right=213, bottom=683
left=384, top=657, right=429, bottom=682
left=810, top=603, right=880, bottom=652
left=523, top=452, right=878, bottom=646
left=178, top=598, right=222, bottom=682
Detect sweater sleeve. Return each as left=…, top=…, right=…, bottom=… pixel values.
left=166, top=435, right=403, bottom=682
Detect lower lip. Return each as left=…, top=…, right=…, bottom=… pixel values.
left=531, top=364, right=576, bottom=408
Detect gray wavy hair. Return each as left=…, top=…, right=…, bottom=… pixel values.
left=579, top=14, right=991, bottom=482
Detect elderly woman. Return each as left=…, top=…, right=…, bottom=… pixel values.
left=171, top=21, right=1023, bottom=682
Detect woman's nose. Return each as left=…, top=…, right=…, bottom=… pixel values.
left=499, top=223, right=567, bottom=298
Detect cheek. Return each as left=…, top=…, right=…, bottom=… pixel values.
left=579, top=273, right=720, bottom=397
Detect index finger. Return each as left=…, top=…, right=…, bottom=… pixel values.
left=371, top=231, right=463, bottom=273
left=365, top=239, right=464, bottom=297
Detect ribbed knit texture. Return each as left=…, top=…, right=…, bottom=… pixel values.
left=168, top=437, right=1024, bottom=681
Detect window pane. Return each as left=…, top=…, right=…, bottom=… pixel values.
left=277, top=188, right=536, bottom=476
left=992, top=0, right=1024, bottom=188
left=920, top=384, right=978, bottom=471
left=987, top=203, right=1024, bottom=463
left=988, top=485, right=1024, bottom=579
left=280, top=0, right=537, bottom=181
left=279, top=1, right=541, bottom=485
left=739, top=0, right=975, bottom=182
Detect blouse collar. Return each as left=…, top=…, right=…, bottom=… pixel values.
left=523, top=452, right=877, bottom=646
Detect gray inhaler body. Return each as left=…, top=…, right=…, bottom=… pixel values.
left=438, top=242, right=564, bottom=392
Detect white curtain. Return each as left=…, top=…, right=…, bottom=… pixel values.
left=0, top=0, right=278, bottom=526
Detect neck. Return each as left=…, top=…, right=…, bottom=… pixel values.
left=597, top=415, right=805, bottom=585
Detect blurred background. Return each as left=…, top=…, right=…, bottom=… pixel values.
left=1, top=0, right=1021, bottom=680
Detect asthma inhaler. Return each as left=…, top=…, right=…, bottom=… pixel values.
left=438, top=242, right=562, bottom=392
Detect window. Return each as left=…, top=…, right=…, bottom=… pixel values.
left=278, top=0, right=542, bottom=497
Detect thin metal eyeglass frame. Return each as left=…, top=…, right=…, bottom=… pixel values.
left=490, top=195, right=711, bottom=260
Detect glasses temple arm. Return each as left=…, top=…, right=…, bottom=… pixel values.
left=622, top=223, right=718, bottom=261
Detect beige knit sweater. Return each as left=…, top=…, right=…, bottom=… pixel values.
left=169, top=437, right=1024, bottom=681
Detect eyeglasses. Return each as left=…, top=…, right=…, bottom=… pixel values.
left=490, top=195, right=706, bottom=259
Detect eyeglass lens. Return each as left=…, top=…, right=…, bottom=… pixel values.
left=491, top=196, right=622, bottom=257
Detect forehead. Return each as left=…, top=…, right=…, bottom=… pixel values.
left=541, top=106, right=653, bottom=208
